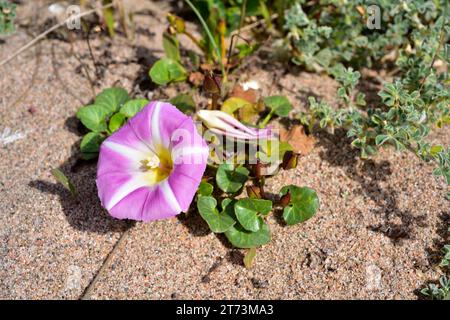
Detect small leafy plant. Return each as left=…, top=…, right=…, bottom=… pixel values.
left=76, top=88, right=148, bottom=159
left=421, top=226, right=450, bottom=300
left=0, top=0, right=16, bottom=35
left=149, top=0, right=265, bottom=86
left=290, top=2, right=449, bottom=195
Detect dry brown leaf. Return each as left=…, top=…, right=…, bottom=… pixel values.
left=280, top=125, right=315, bottom=155
left=230, top=84, right=258, bottom=104
left=188, top=71, right=204, bottom=87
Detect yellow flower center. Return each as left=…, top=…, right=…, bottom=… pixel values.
left=140, top=148, right=173, bottom=185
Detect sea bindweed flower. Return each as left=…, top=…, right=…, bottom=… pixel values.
left=96, top=101, right=208, bottom=221
left=197, top=110, right=275, bottom=140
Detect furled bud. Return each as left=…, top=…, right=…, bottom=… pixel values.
left=167, top=13, right=185, bottom=33
left=203, top=72, right=222, bottom=95
left=246, top=185, right=263, bottom=199
left=281, top=151, right=299, bottom=170
left=279, top=192, right=291, bottom=208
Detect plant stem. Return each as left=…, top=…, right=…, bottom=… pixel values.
left=259, top=110, right=274, bottom=128
left=183, top=30, right=205, bottom=53
left=184, top=0, right=226, bottom=80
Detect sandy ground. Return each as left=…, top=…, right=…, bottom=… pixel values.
left=0, top=1, right=448, bottom=299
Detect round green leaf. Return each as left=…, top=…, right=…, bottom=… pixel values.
left=76, top=104, right=109, bottom=132
left=95, top=87, right=129, bottom=113
left=280, top=185, right=319, bottom=225
left=197, top=196, right=235, bottom=233
left=225, top=221, right=271, bottom=249
left=108, top=113, right=126, bottom=133
left=216, top=164, right=249, bottom=193
left=149, top=58, right=187, bottom=86
left=234, top=198, right=272, bottom=232
left=197, top=181, right=213, bottom=197
left=80, top=132, right=104, bottom=159
left=170, top=94, right=196, bottom=114
left=264, top=95, right=293, bottom=117
left=120, top=99, right=149, bottom=118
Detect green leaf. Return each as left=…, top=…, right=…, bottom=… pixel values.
left=197, top=196, right=236, bottom=233
left=264, top=95, right=293, bottom=117
left=95, top=88, right=129, bottom=114
left=234, top=198, right=272, bottom=232
left=225, top=221, right=271, bottom=248
left=120, top=99, right=148, bottom=118
left=76, top=104, right=109, bottom=132
left=108, top=113, right=126, bottom=133
left=243, top=247, right=257, bottom=269
left=221, top=97, right=251, bottom=114
left=163, top=32, right=181, bottom=62
left=375, top=134, right=390, bottom=146
left=197, top=181, right=213, bottom=196
left=280, top=185, right=319, bottom=225
left=51, top=168, right=77, bottom=198
left=80, top=132, right=104, bottom=159
left=149, top=58, right=187, bottom=86
left=170, top=94, right=196, bottom=114
left=103, top=4, right=115, bottom=37
left=216, top=164, right=249, bottom=193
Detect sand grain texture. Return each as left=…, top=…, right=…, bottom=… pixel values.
left=0, top=1, right=448, bottom=299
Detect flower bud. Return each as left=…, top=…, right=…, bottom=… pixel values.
left=203, top=72, right=222, bottom=95
left=279, top=192, right=291, bottom=208
left=246, top=185, right=262, bottom=199
left=281, top=151, right=299, bottom=170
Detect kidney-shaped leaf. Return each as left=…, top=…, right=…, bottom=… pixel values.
left=264, top=95, right=293, bottom=117
left=76, top=104, right=109, bottom=132
left=225, top=221, right=271, bottom=248
left=197, top=196, right=235, bottom=233
left=216, top=164, right=249, bottom=193
left=95, top=87, right=129, bottom=113
left=280, top=185, right=319, bottom=225
left=234, top=198, right=272, bottom=232
left=120, top=99, right=149, bottom=118
left=149, top=58, right=187, bottom=86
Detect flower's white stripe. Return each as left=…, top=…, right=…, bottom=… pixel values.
left=171, top=146, right=208, bottom=162
left=103, top=141, right=148, bottom=164
left=151, top=102, right=162, bottom=147
left=105, top=174, right=149, bottom=210
left=159, top=180, right=182, bottom=212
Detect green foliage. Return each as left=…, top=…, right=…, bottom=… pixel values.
left=421, top=276, right=450, bottom=300
left=216, top=163, right=249, bottom=193
left=421, top=226, right=449, bottom=300
left=234, top=198, right=272, bottom=232
left=76, top=87, right=148, bottom=159
left=0, top=0, right=16, bottom=35
left=263, top=95, right=293, bottom=117
left=170, top=93, right=196, bottom=114
left=149, top=58, right=187, bottom=85
left=283, top=1, right=449, bottom=70
left=51, top=168, right=77, bottom=198
left=279, top=185, right=319, bottom=225
left=197, top=181, right=214, bottom=196
left=197, top=196, right=236, bottom=233
left=294, top=2, right=449, bottom=190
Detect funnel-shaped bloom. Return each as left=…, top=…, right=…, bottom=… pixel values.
left=96, top=101, right=208, bottom=221
left=197, top=110, right=275, bottom=140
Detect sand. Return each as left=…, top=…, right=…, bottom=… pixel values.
left=0, top=0, right=448, bottom=299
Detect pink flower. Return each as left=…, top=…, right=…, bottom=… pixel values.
left=197, top=110, right=275, bottom=140
left=96, top=101, right=208, bottom=221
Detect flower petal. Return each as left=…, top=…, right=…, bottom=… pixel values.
left=129, top=101, right=189, bottom=151
left=97, top=172, right=151, bottom=211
